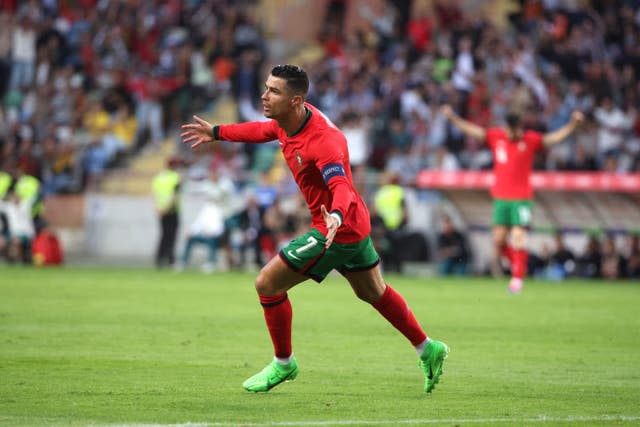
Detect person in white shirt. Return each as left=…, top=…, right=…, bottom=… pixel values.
left=0, top=187, right=35, bottom=263
left=10, top=16, right=36, bottom=90
left=177, top=168, right=236, bottom=273
left=594, top=95, right=635, bottom=167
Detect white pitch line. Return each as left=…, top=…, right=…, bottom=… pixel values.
left=103, top=415, right=640, bottom=427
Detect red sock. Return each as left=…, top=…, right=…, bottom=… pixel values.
left=372, top=285, right=427, bottom=346
left=500, top=244, right=513, bottom=261
left=259, top=293, right=292, bottom=358
left=511, top=249, right=528, bottom=279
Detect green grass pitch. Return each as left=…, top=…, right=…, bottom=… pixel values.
left=0, top=266, right=639, bottom=426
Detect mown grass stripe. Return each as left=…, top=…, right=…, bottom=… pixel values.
left=104, top=414, right=640, bottom=427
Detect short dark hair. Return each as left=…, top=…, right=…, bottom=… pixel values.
left=505, top=111, right=521, bottom=129
left=271, top=64, right=309, bottom=97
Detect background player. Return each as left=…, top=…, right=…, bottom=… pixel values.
left=181, top=65, right=448, bottom=393
left=441, top=105, right=584, bottom=293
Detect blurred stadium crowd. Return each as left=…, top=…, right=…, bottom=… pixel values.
left=0, top=0, right=639, bottom=278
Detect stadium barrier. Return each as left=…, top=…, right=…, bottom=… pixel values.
left=415, top=170, right=640, bottom=192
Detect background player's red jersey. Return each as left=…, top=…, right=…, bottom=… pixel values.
left=486, top=128, right=544, bottom=200
left=217, top=103, right=371, bottom=243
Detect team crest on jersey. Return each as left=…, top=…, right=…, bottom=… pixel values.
left=518, top=142, right=526, bottom=151
left=295, top=150, right=303, bottom=166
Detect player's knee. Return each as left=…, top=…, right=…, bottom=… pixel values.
left=255, top=271, right=270, bottom=295
left=511, top=227, right=528, bottom=250
left=254, top=271, right=276, bottom=295
left=353, top=282, right=385, bottom=304
left=493, top=228, right=508, bottom=248
left=353, top=287, right=374, bottom=303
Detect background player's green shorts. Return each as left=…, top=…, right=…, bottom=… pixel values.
left=279, top=229, right=380, bottom=282
left=493, top=199, right=534, bottom=227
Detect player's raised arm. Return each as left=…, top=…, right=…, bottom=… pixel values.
left=440, top=104, right=486, bottom=140
left=180, top=115, right=215, bottom=149
left=542, top=110, right=584, bottom=146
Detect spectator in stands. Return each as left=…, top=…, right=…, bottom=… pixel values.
left=528, top=244, right=551, bottom=279
left=436, top=215, right=470, bottom=276
left=566, top=139, right=598, bottom=171
left=547, top=231, right=576, bottom=279
left=0, top=166, right=13, bottom=262
left=15, top=136, right=40, bottom=179
left=9, top=15, right=36, bottom=91
left=601, top=234, right=623, bottom=280
left=593, top=95, right=635, bottom=169
left=258, top=196, right=287, bottom=262
left=341, top=111, right=370, bottom=170
left=366, top=98, right=392, bottom=170
left=427, top=145, right=460, bottom=171
left=129, top=68, right=165, bottom=151
left=82, top=138, right=109, bottom=192
left=0, top=12, right=11, bottom=99
left=251, top=171, right=279, bottom=211
left=578, top=234, right=603, bottom=279
left=104, top=102, right=138, bottom=163
left=235, top=192, right=267, bottom=269
left=451, top=36, right=475, bottom=115
left=440, top=104, right=584, bottom=293
left=623, top=233, right=640, bottom=279
left=382, top=117, right=416, bottom=184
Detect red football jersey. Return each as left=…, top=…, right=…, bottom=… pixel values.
left=217, top=103, right=371, bottom=243
left=486, top=128, right=544, bottom=200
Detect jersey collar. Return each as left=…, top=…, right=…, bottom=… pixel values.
left=287, top=107, right=312, bottom=137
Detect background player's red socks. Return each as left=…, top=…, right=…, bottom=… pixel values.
left=501, top=244, right=513, bottom=262
left=372, top=285, right=427, bottom=346
left=259, top=293, right=292, bottom=358
left=511, top=249, right=528, bottom=279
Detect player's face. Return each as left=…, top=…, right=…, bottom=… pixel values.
left=261, top=75, right=295, bottom=119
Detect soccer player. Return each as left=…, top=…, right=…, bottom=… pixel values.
left=440, top=105, right=584, bottom=293
left=181, top=65, right=449, bottom=393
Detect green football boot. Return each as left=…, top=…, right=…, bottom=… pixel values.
left=419, top=339, right=449, bottom=393
left=242, top=357, right=299, bottom=392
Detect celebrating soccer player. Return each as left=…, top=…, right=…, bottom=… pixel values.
left=181, top=65, right=449, bottom=393
left=441, top=104, right=584, bottom=293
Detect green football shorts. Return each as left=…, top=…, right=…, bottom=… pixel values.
left=492, top=199, right=534, bottom=227
left=279, top=229, right=380, bottom=282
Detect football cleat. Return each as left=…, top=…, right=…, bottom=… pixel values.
left=242, top=357, right=299, bottom=392
left=419, top=339, right=449, bottom=393
left=508, top=277, right=523, bottom=294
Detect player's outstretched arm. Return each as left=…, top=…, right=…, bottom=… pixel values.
left=440, top=104, right=486, bottom=140
left=180, top=115, right=215, bottom=149
left=542, top=111, right=584, bottom=146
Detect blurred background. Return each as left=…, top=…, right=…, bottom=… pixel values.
left=1, top=0, right=639, bottom=280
